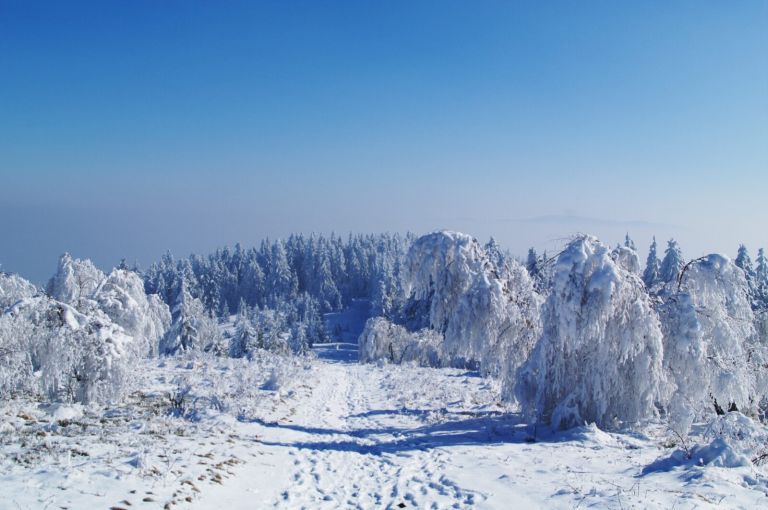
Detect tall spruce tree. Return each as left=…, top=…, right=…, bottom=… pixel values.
left=735, top=244, right=756, bottom=306
left=659, top=239, right=684, bottom=285
left=642, top=237, right=660, bottom=289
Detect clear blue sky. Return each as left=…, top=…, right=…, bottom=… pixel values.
left=1, top=1, right=767, bottom=283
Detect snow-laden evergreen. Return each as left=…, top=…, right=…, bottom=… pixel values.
left=229, top=299, right=260, bottom=358
left=516, top=236, right=665, bottom=429
left=658, top=239, right=684, bottom=286
left=160, top=281, right=212, bottom=354
left=735, top=244, right=757, bottom=307
left=624, top=233, right=636, bottom=251
left=143, top=233, right=410, bottom=317
left=525, top=248, right=539, bottom=279
left=756, top=248, right=768, bottom=309
left=642, top=237, right=660, bottom=289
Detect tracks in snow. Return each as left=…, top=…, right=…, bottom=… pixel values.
left=268, top=360, right=482, bottom=509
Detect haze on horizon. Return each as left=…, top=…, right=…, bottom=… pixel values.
left=1, top=1, right=767, bottom=284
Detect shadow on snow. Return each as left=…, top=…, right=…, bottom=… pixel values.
left=312, top=342, right=359, bottom=364
left=244, top=408, right=612, bottom=455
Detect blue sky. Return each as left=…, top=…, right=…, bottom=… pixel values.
left=1, top=1, right=767, bottom=282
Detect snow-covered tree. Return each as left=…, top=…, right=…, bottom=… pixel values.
left=141, top=233, right=411, bottom=320
left=755, top=248, right=768, bottom=310
left=484, top=237, right=507, bottom=271
left=735, top=244, right=756, bottom=306
left=0, top=304, right=36, bottom=395
left=659, top=239, right=684, bottom=286
left=402, top=231, right=541, bottom=387
left=93, top=269, right=170, bottom=356
left=0, top=272, right=39, bottom=309
left=624, top=233, right=636, bottom=251
left=309, top=242, right=342, bottom=312
left=160, top=282, right=208, bottom=354
left=643, top=237, right=660, bottom=289
left=255, top=308, right=291, bottom=355
left=516, top=236, right=665, bottom=430
left=660, top=254, right=766, bottom=429
left=656, top=291, right=707, bottom=436
left=241, top=253, right=265, bottom=309
left=612, top=244, right=641, bottom=274
left=264, top=240, right=299, bottom=308
left=2, top=296, right=139, bottom=404
left=46, top=253, right=105, bottom=308
left=525, top=248, right=539, bottom=279
left=229, top=299, right=260, bottom=358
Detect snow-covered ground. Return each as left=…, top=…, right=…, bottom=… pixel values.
left=2, top=341, right=767, bottom=509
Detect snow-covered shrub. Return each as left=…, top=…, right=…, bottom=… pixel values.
left=660, top=254, right=766, bottom=430
left=261, top=364, right=292, bottom=391
left=358, top=317, right=445, bottom=366
left=697, top=412, right=768, bottom=467
left=93, top=269, right=171, bottom=357
left=517, top=236, right=666, bottom=430
left=402, top=231, right=541, bottom=386
left=46, top=253, right=105, bottom=307
left=3, top=296, right=138, bottom=404
left=0, top=272, right=39, bottom=310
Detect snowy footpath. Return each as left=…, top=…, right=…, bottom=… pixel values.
left=2, top=343, right=767, bottom=509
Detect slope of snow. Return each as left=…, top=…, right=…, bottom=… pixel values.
left=2, top=343, right=767, bottom=509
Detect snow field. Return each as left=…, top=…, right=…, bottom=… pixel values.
left=2, top=346, right=768, bottom=509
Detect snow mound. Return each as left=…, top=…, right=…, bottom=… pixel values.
left=693, top=438, right=752, bottom=468
left=699, top=412, right=768, bottom=467
left=43, top=403, right=84, bottom=422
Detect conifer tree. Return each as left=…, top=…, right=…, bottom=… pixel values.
left=659, top=239, right=684, bottom=285
left=525, top=248, right=539, bottom=278
left=735, top=244, right=756, bottom=305
left=642, top=237, right=660, bottom=288
left=755, top=248, right=768, bottom=310
left=624, top=233, right=636, bottom=251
